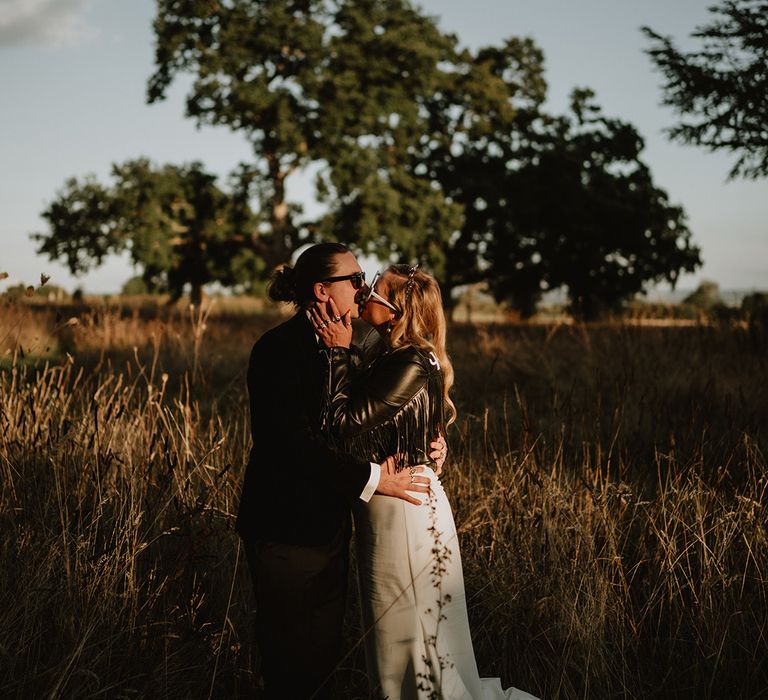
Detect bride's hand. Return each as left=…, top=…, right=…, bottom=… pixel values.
left=429, top=433, right=448, bottom=475
left=310, top=298, right=352, bottom=348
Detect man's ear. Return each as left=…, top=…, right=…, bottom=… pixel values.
left=312, top=282, right=329, bottom=302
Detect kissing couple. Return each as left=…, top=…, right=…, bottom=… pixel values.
left=236, top=243, right=538, bottom=699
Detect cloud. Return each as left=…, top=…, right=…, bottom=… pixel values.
left=0, top=0, right=98, bottom=48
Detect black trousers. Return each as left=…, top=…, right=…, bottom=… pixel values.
left=243, top=527, right=350, bottom=700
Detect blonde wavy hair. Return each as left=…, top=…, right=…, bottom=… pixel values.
left=384, top=265, right=456, bottom=427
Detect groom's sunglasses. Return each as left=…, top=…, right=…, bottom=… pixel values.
left=321, top=271, right=366, bottom=290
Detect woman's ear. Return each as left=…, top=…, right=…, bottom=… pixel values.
left=313, top=282, right=330, bottom=302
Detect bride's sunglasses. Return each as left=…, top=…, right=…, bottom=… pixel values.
left=362, top=272, right=399, bottom=314
left=321, top=270, right=366, bottom=290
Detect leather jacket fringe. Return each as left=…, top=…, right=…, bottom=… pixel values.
left=321, top=344, right=444, bottom=471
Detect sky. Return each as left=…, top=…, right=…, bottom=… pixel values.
left=0, top=0, right=766, bottom=295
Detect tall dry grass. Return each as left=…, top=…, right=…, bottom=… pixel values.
left=1, top=303, right=766, bottom=698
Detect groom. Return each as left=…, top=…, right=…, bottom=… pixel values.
left=236, top=243, right=445, bottom=699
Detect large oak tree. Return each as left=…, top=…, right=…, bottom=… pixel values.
left=148, top=0, right=463, bottom=273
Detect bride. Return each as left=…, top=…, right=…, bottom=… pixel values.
left=310, top=265, right=539, bottom=700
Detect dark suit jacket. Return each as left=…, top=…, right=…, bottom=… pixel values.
left=236, top=312, right=372, bottom=545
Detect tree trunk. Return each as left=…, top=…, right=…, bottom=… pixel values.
left=191, top=282, right=203, bottom=307
left=440, top=281, right=457, bottom=321
left=266, top=153, right=297, bottom=270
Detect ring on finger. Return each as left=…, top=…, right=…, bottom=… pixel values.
left=409, top=466, right=417, bottom=477
left=332, top=315, right=341, bottom=322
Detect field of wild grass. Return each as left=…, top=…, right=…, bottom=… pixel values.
left=1, top=300, right=767, bottom=699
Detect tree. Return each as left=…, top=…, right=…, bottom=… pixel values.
left=317, top=33, right=548, bottom=304
left=146, top=1, right=699, bottom=317
left=148, top=0, right=465, bottom=274
left=485, top=90, right=702, bottom=319
left=683, top=280, right=723, bottom=309
left=402, top=38, right=547, bottom=303
left=308, top=0, right=464, bottom=276
left=742, top=291, right=768, bottom=337
left=121, top=276, right=152, bottom=296
left=643, top=0, right=768, bottom=179
left=33, top=159, right=263, bottom=305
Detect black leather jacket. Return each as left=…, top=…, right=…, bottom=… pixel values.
left=322, top=344, right=445, bottom=470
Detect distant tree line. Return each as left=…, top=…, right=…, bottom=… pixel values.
left=34, top=0, right=713, bottom=319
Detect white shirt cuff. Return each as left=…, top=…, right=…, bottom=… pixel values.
left=359, top=462, right=380, bottom=502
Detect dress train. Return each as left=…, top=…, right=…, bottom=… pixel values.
left=353, top=468, right=539, bottom=700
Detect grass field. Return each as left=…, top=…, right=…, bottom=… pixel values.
left=1, top=300, right=766, bottom=699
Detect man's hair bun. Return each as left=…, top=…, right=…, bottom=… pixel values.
left=266, top=243, right=350, bottom=307
left=268, top=265, right=297, bottom=302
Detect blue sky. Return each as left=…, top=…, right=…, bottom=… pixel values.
left=1, top=0, right=765, bottom=294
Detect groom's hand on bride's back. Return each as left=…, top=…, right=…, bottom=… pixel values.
left=376, top=455, right=430, bottom=505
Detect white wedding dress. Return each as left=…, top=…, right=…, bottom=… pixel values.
left=353, top=467, right=539, bottom=700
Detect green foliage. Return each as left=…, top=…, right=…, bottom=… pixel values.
left=3, top=280, right=68, bottom=301
left=424, top=37, right=548, bottom=301
left=683, top=280, right=723, bottom=309
left=321, top=34, right=549, bottom=284
left=483, top=90, right=701, bottom=319
left=149, top=0, right=469, bottom=273
left=121, top=276, right=152, bottom=296
left=741, top=291, right=768, bottom=337
left=21, top=3, right=704, bottom=322
left=33, top=176, right=123, bottom=274
left=643, top=0, right=768, bottom=179
left=4, top=284, right=35, bottom=300
left=742, top=291, right=768, bottom=316
left=709, top=301, right=741, bottom=325
left=149, top=0, right=334, bottom=268
left=146, top=1, right=700, bottom=318
left=33, top=159, right=264, bottom=305
left=312, top=0, right=464, bottom=273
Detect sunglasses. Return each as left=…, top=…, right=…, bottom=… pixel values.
left=363, top=272, right=400, bottom=314
left=321, top=270, right=366, bottom=290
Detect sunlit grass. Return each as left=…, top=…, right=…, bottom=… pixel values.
left=1, top=301, right=766, bottom=698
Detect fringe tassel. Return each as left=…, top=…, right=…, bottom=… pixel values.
left=332, top=373, right=445, bottom=472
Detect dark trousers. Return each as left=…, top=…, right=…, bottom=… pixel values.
left=243, top=527, right=350, bottom=700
